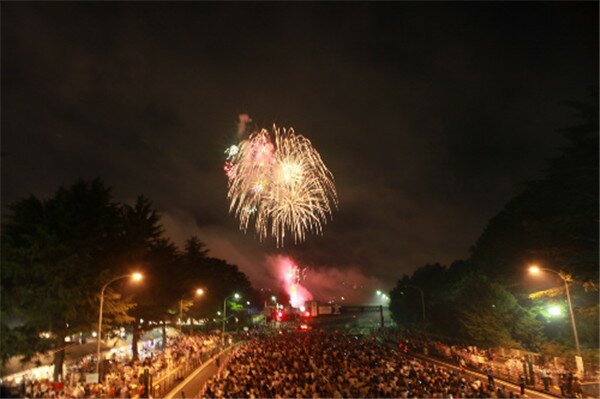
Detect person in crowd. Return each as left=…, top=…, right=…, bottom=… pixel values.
left=486, top=366, right=495, bottom=388
left=518, top=375, right=526, bottom=396
left=540, top=368, right=549, bottom=391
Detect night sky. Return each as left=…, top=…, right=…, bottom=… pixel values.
left=2, top=3, right=598, bottom=299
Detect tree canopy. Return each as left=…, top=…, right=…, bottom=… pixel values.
left=1, top=180, right=256, bottom=375
left=390, top=90, right=599, bottom=356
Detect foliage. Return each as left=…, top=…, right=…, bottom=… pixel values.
left=389, top=91, right=598, bottom=354
left=470, top=89, right=598, bottom=283
left=1, top=180, right=123, bottom=375
left=1, top=180, right=257, bottom=372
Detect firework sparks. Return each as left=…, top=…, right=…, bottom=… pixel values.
left=278, top=257, right=311, bottom=308
left=225, top=124, right=337, bottom=246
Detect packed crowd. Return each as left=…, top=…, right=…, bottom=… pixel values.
left=201, top=331, right=526, bottom=398
left=4, top=333, right=221, bottom=398
left=395, top=334, right=586, bottom=397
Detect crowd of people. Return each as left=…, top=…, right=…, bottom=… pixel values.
left=201, top=331, right=527, bottom=398
left=3, top=333, right=221, bottom=398
left=3, top=329, right=592, bottom=398
left=394, top=334, right=586, bottom=397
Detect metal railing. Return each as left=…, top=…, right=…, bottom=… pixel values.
left=150, top=347, right=220, bottom=398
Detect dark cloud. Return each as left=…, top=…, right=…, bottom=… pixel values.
left=2, top=3, right=598, bottom=293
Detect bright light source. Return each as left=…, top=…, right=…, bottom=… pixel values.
left=300, top=324, right=308, bottom=330
left=529, top=265, right=541, bottom=274
left=299, top=306, right=306, bottom=312
left=246, top=301, right=251, bottom=305
left=548, top=305, right=562, bottom=316
left=234, top=293, right=241, bottom=299
left=226, top=144, right=239, bottom=158
left=271, top=296, right=277, bottom=302
left=217, top=311, right=221, bottom=316
left=196, top=288, right=205, bottom=296
left=131, top=272, right=143, bottom=281
left=376, top=290, right=382, bottom=296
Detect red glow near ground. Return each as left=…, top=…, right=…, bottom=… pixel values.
left=277, top=256, right=313, bottom=308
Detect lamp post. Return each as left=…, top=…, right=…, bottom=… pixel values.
left=96, top=272, right=143, bottom=378
left=529, top=265, right=581, bottom=357
left=179, top=288, right=205, bottom=333
left=222, top=293, right=240, bottom=343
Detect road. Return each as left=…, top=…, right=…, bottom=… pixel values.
left=164, top=345, right=236, bottom=399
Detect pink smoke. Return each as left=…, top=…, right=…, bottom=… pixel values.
left=265, top=255, right=386, bottom=308
left=237, top=114, right=252, bottom=137
left=272, top=256, right=313, bottom=308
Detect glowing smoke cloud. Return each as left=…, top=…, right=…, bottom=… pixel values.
left=277, top=256, right=312, bottom=308
left=225, top=122, right=338, bottom=247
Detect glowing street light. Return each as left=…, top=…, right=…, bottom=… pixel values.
left=179, top=287, right=206, bottom=333
left=528, top=265, right=541, bottom=274
left=548, top=305, right=562, bottom=317
left=223, top=293, right=241, bottom=340
left=528, top=263, right=580, bottom=357
left=97, top=272, right=143, bottom=378
left=271, top=295, right=277, bottom=302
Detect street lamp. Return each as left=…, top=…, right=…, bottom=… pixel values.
left=223, top=293, right=241, bottom=340
left=528, top=264, right=581, bottom=356
left=529, top=265, right=541, bottom=274
left=179, top=288, right=205, bottom=332
left=548, top=305, right=562, bottom=317
left=96, top=272, right=143, bottom=378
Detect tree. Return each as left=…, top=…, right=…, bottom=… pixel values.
left=115, top=196, right=178, bottom=359
left=454, top=275, right=543, bottom=350
left=471, top=89, right=598, bottom=283
left=1, top=180, right=259, bottom=373
left=390, top=91, right=599, bottom=352
left=1, top=179, right=125, bottom=380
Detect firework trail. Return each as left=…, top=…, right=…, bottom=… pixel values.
left=225, top=124, right=337, bottom=246
left=278, top=256, right=312, bottom=308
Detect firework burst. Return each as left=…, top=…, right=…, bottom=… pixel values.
left=226, top=125, right=337, bottom=246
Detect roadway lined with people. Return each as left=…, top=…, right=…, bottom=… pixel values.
left=200, top=331, right=558, bottom=398
left=2, top=334, right=221, bottom=399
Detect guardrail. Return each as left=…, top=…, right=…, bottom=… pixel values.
left=150, top=346, right=220, bottom=398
